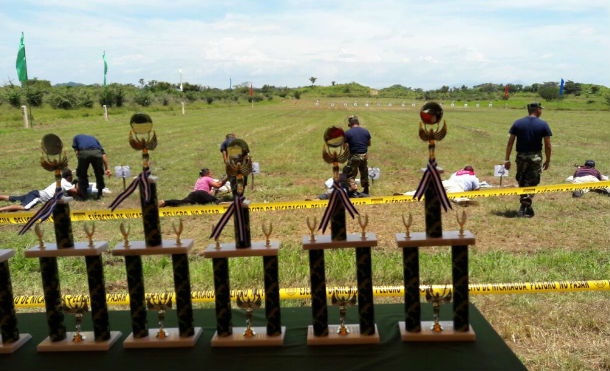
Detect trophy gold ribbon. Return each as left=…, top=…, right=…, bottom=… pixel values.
left=62, top=296, right=89, bottom=343
left=146, top=293, right=173, bottom=339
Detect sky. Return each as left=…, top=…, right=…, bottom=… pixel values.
left=1, top=0, right=609, bottom=89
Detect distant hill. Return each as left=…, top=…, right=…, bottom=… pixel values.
left=53, top=81, right=84, bottom=87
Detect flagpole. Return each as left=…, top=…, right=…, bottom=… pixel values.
left=19, top=32, right=34, bottom=127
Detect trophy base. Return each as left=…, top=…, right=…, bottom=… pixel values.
left=210, top=327, right=285, bottom=347
left=302, top=233, right=378, bottom=250
left=0, top=333, right=32, bottom=354
left=37, top=331, right=122, bottom=352
left=122, top=327, right=202, bottom=348
left=399, top=321, right=476, bottom=342
left=307, top=324, right=380, bottom=346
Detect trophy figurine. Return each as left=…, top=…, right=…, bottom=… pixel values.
left=110, top=113, right=200, bottom=348
left=396, top=102, right=476, bottom=342
left=24, top=134, right=120, bottom=352
left=146, top=293, right=173, bottom=339
left=236, top=290, right=263, bottom=338
left=331, top=289, right=358, bottom=335
left=62, top=297, right=89, bottom=343
left=425, top=286, right=452, bottom=333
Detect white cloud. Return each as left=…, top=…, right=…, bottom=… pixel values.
left=0, top=1, right=608, bottom=88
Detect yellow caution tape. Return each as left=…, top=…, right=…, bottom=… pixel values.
left=13, top=280, right=609, bottom=309
left=1, top=181, right=607, bottom=224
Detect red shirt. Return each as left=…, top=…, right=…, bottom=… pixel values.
left=194, top=176, right=214, bottom=192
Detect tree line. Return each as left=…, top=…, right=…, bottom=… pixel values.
left=0, top=78, right=607, bottom=110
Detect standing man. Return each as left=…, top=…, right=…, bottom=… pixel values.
left=72, top=134, right=111, bottom=200
left=344, top=115, right=371, bottom=195
left=220, top=133, right=236, bottom=162
left=504, top=102, right=552, bottom=217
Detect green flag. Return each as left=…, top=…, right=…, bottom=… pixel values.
left=103, top=51, right=108, bottom=86
left=16, top=32, right=28, bottom=82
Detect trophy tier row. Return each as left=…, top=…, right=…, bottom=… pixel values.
left=0, top=226, right=476, bottom=352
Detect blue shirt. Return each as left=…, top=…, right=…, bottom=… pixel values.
left=220, top=138, right=234, bottom=153
left=345, top=126, right=371, bottom=154
left=72, top=134, right=105, bottom=154
left=509, top=116, right=552, bottom=153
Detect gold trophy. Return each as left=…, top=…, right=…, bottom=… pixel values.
left=357, top=214, right=369, bottom=239
left=425, top=286, right=452, bottom=333
left=119, top=223, right=130, bottom=248
left=262, top=222, right=273, bottom=248
left=322, top=127, right=350, bottom=181
left=146, top=293, right=173, bottom=339
left=172, top=219, right=183, bottom=246
left=330, top=289, right=358, bottom=335
left=34, top=224, right=45, bottom=248
left=236, top=290, right=263, bottom=338
left=306, top=217, right=317, bottom=242
left=402, top=213, right=413, bottom=239
left=456, top=211, right=467, bottom=236
left=225, top=139, right=253, bottom=197
left=84, top=223, right=95, bottom=248
left=62, top=297, right=89, bottom=343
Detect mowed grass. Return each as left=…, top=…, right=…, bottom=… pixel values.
left=0, top=99, right=608, bottom=370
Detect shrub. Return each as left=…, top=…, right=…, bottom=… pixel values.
left=293, top=90, right=301, bottom=99
left=538, top=85, right=560, bottom=101
left=134, top=90, right=152, bottom=106
left=4, top=87, right=22, bottom=108
left=77, top=91, right=94, bottom=108
left=25, top=87, right=44, bottom=106
left=48, top=89, right=78, bottom=109
left=99, top=88, right=115, bottom=107
left=206, top=96, right=214, bottom=104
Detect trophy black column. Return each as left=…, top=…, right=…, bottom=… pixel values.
left=39, top=257, right=66, bottom=341
left=355, top=247, right=375, bottom=335
left=403, top=246, right=421, bottom=332
left=452, top=245, right=469, bottom=332
left=85, top=255, right=111, bottom=341
left=212, top=257, right=232, bottom=336
left=424, top=184, right=442, bottom=238
left=263, top=255, right=281, bottom=336
left=139, top=180, right=161, bottom=247
left=172, top=253, right=194, bottom=337
left=52, top=203, right=74, bottom=248
left=0, top=260, right=19, bottom=344
left=330, top=202, right=346, bottom=241
left=233, top=205, right=251, bottom=249
left=308, top=249, right=328, bottom=336
left=124, top=255, right=148, bottom=338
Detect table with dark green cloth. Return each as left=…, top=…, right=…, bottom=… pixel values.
left=2, top=303, right=526, bottom=371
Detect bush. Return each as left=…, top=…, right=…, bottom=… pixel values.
left=4, top=87, right=22, bottom=108
left=293, top=91, right=301, bottom=99
left=25, top=87, right=44, bottom=107
left=99, top=88, right=115, bottom=107
left=134, top=90, right=152, bottom=106
left=206, top=96, right=214, bottom=104
left=48, top=89, right=78, bottom=109
left=538, top=85, right=560, bottom=101
left=77, top=91, right=94, bottom=108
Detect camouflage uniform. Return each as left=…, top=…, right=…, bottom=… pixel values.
left=345, top=153, right=368, bottom=193
left=515, top=151, right=542, bottom=208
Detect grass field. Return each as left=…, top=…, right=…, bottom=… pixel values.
left=0, top=98, right=608, bottom=370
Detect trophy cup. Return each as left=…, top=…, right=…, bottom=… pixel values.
left=62, top=297, right=89, bottom=343
left=236, top=290, right=263, bottom=338
left=110, top=113, right=201, bottom=348
left=146, top=293, right=173, bottom=339
left=302, top=125, right=379, bottom=346
left=396, top=103, right=476, bottom=342
left=205, top=138, right=284, bottom=347
left=425, top=286, right=452, bottom=333
left=24, top=134, right=120, bottom=351
left=0, top=249, right=31, bottom=353
left=331, top=289, right=358, bottom=335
